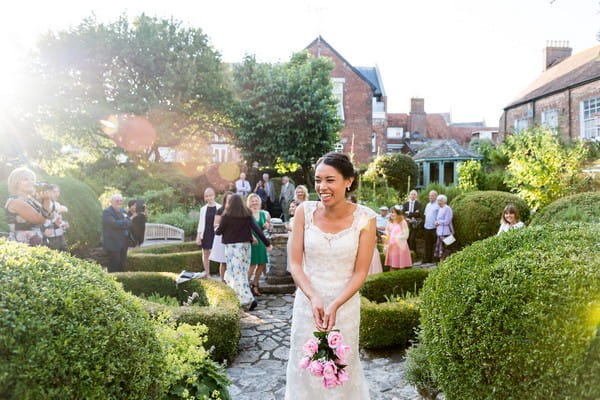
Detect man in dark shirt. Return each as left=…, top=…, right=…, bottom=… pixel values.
left=102, top=194, right=131, bottom=272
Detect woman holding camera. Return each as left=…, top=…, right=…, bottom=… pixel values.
left=4, top=167, right=52, bottom=246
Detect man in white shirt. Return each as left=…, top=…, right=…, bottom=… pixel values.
left=376, top=206, right=390, bottom=242
left=235, top=172, right=251, bottom=197
left=423, top=190, right=440, bottom=263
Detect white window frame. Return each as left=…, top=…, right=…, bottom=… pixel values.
left=541, top=109, right=559, bottom=133
left=581, top=96, right=600, bottom=141
left=514, top=117, right=529, bottom=133
left=386, top=127, right=404, bottom=139
left=332, top=78, right=345, bottom=121
left=334, top=142, right=344, bottom=153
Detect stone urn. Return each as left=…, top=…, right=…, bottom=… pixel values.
left=262, top=218, right=295, bottom=294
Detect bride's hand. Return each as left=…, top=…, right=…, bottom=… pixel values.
left=310, top=297, right=325, bottom=331
left=322, top=303, right=338, bottom=332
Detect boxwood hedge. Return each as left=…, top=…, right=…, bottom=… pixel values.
left=115, top=272, right=240, bottom=363
left=0, top=239, right=163, bottom=399
left=127, top=242, right=204, bottom=273
left=420, top=222, right=600, bottom=399
left=359, top=269, right=430, bottom=349
left=450, top=190, right=530, bottom=246
left=530, top=191, right=600, bottom=225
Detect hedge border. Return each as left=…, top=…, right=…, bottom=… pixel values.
left=114, top=272, right=240, bottom=364
left=359, top=269, right=431, bottom=349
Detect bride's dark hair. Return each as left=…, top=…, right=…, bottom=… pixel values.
left=315, top=152, right=359, bottom=192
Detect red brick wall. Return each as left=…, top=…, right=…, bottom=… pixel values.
left=306, top=42, right=375, bottom=165
left=501, top=80, right=600, bottom=141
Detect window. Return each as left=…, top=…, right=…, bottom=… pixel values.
left=386, top=127, right=404, bottom=139
left=371, top=132, right=377, bottom=153
left=514, top=118, right=529, bottom=133
left=581, top=96, right=600, bottom=141
left=212, top=144, right=228, bottom=162
left=332, top=78, right=345, bottom=121
left=541, top=109, right=559, bottom=133
left=334, top=142, right=344, bottom=153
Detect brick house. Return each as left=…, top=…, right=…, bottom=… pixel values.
left=499, top=42, right=600, bottom=141
left=306, top=36, right=498, bottom=164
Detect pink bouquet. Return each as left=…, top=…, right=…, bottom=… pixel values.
left=299, top=330, right=351, bottom=388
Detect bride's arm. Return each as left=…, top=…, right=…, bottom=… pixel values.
left=289, top=205, right=324, bottom=327
left=322, top=216, right=376, bottom=331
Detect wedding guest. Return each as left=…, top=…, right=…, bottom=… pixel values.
left=497, top=204, right=525, bottom=235
left=285, top=200, right=300, bottom=273
left=262, top=173, right=276, bottom=215
left=376, top=205, right=390, bottom=243
left=102, top=193, right=131, bottom=272
left=434, top=194, right=454, bottom=262
left=209, top=191, right=232, bottom=282
left=44, top=184, right=69, bottom=251
left=4, top=167, right=52, bottom=246
left=294, top=184, right=309, bottom=204
left=422, top=190, right=440, bottom=263
left=235, top=172, right=251, bottom=197
left=384, top=205, right=412, bottom=269
left=402, top=189, right=422, bottom=251
left=279, top=176, right=295, bottom=220
left=285, top=152, right=376, bottom=397
left=130, top=200, right=147, bottom=247
left=215, top=194, right=272, bottom=311
left=247, top=193, right=271, bottom=296
left=253, top=180, right=268, bottom=208
left=196, top=187, right=220, bottom=274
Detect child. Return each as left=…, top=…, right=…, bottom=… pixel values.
left=384, top=204, right=412, bottom=269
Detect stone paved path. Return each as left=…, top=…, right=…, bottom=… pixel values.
left=226, top=293, right=421, bottom=400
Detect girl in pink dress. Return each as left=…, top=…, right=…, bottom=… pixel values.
left=384, top=205, right=412, bottom=269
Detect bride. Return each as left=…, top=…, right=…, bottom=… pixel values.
left=285, top=152, right=376, bottom=399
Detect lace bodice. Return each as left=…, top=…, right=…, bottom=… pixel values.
left=303, top=201, right=376, bottom=302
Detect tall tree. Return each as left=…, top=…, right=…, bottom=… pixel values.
left=28, top=14, right=232, bottom=165
left=232, top=52, right=342, bottom=186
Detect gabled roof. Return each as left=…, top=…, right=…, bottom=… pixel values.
left=413, top=140, right=482, bottom=161
left=305, top=36, right=377, bottom=95
left=506, top=45, right=600, bottom=109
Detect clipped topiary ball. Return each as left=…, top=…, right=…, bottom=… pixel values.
left=420, top=223, right=600, bottom=400
left=450, top=190, right=529, bottom=246
left=530, top=191, right=600, bottom=226
left=0, top=240, right=164, bottom=399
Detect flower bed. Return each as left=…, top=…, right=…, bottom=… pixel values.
left=115, top=272, right=240, bottom=363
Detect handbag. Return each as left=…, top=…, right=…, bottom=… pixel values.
left=442, top=234, right=456, bottom=246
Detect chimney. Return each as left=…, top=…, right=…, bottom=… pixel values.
left=409, top=97, right=426, bottom=138
left=543, top=40, right=572, bottom=71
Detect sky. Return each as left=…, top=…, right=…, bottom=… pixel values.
left=1, top=0, right=598, bottom=126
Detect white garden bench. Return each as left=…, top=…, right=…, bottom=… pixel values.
left=143, top=223, right=185, bottom=245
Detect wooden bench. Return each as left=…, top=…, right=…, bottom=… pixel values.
left=143, top=223, right=185, bottom=245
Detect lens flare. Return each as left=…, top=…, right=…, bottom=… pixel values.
left=101, top=114, right=157, bottom=152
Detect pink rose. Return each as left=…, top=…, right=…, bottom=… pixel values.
left=299, top=356, right=311, bottom=369
left=337, top=368, right=350, bottom=384
left=327, top=331, right=344, bottom=349
left=322, top=361, right=338, bottom=379
left=308, top=360, right=324, bottom=376
left=323, top=376, right=339, bottom=389
left=335, top=344, right=351, bottom=363
left=302, top=338, right=319, bottom=357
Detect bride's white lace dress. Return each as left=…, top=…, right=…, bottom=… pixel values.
left=285, top=201, right=375, bottom=400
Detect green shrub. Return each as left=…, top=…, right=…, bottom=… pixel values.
left=127, top=245, right=204, bottom=273
left=360, top=296, right=420, bottom=349
left=0, top=176, right=102, bottom=251
left=115, top=272, right=241, bottom=363
left=481, top=169, right=510, bottom=191
left=404, top=341, right=441, bottom=400
left=364, top=153, right=419, bottom=193
left=150, top=208, right=199, bottom=237
left=530, top=191, right=600, bottom=226
left=0, top=240, right=164, bottom=399
left=156, top=316, right=231, bottom=400
left=360, top=268, right=430, bottom=303
left=420, top=223, right=600, bottom=400
left=457, top=160, right=484, bottom=191
left=131, top=241, right=200, bottom=254
left=450, top=190, right=529, bottom=247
